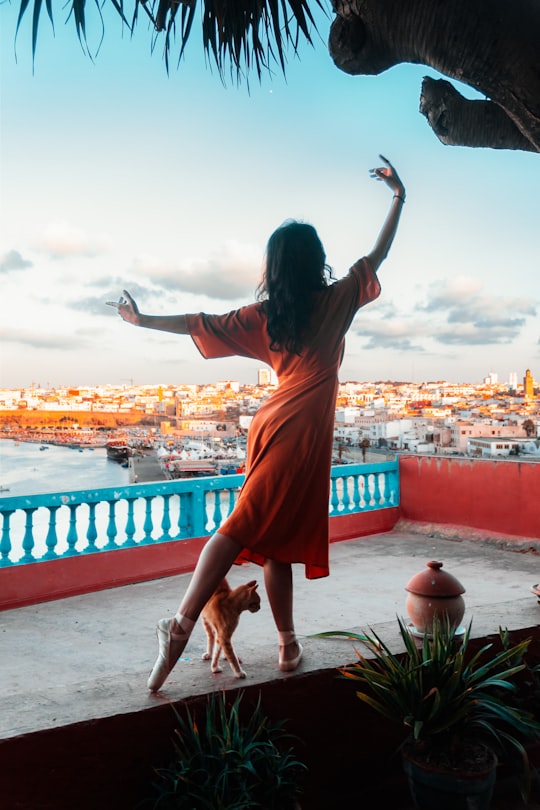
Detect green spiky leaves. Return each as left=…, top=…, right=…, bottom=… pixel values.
left=15, top=0, right=328, bottom=77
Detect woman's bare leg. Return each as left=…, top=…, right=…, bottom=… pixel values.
left=177, top=531, right=242, bottom=622
left=147, top=531, right=241, bottom=690
left=263, top=559, right=302, bottom=669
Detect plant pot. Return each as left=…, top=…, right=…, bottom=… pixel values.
left=402, top=746, right=497, bottom=810
left=405, top=560, right=465, bottom=634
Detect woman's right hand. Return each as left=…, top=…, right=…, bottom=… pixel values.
left=110, top=294, right=189, bottom=335
left=365, top=155, right=406, bottom=271
left=117, top=290, right=142, bottom=326
left=370, top=155, right=406, bottom=200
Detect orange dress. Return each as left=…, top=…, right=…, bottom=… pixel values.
left=186, top=258, right=381, bottom=578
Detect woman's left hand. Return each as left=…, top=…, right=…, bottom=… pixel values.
left=116, top=290, right=142, bottom=326
left=370, top=155, right=406, bottom=199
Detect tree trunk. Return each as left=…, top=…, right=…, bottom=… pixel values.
left=419, top=77, right=537, bottom=151
left=329, top=0, right=540, bottom=153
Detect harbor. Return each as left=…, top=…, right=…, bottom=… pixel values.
left=0, top=429, right=248, bottom=491
left=0, top=427, right=109, bottom=449
left=129, top=450, right=168, bottom=483
left=0, top=429, right=392, bottom=500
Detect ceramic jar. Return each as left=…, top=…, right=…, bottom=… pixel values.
left=405, top=560, right=465, bottom=635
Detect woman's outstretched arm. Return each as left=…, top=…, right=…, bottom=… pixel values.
left=365, top=155, right=406, bottom=272
left=112, top=290, right=189, bottom=334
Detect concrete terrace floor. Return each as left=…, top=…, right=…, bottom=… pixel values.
left=2, top=526, right=540, bottom=808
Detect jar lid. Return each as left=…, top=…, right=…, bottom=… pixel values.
left=405, top=560, right=465, bottom=597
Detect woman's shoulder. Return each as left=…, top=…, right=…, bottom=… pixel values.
left=319, top=256, right=380, bottom=310
left=345, top=256, right=374, bottom=279
left=235, top=302, right=266, bottom=324
left=208, top=302, right=266, bottom=334
left=325, top=257, right=372, bottom=291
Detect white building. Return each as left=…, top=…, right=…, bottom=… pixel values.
left=335, top=407, right=362, bottom=424
left=467, top=436, right=521, bottom=457
left=238, top=414, right=254, bottom=431
left=367, top=418, right=414, bottom=447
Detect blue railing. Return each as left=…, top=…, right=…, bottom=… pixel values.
left=0, top=460, right=399, bottom=566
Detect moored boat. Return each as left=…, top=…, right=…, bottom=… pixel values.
left=106, top=440, right=131, bottom=462
left=164, top=458, right=218, bottom=479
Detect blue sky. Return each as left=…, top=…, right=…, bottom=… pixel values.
left=1, top=2, right=538, bottom=389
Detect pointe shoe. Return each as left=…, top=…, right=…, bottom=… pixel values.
left=278, top=630, right=303, bottom=673
left=147, top=618, right=187, bottom=692
left=279, top=643, right=303, bottom=672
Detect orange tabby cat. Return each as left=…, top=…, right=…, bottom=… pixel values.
left=201, top=578, right=260, bottom=679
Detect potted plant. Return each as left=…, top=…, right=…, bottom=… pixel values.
left=145, top=690, right=305, bottom=809
left=328, top=617, right=540, bottom=810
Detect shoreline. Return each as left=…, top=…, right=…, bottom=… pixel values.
left=0, top=430, right=109, bottom=448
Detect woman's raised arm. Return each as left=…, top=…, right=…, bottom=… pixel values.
left=365, top=155, right=406, bottom=272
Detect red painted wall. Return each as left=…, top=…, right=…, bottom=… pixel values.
left=0, top=536, right=208, bottom=611
left=329, top=506, right=400, bottom=544
left=399, top=456, right=540, bottom=540
left=0, top=507, right=399, bottom=611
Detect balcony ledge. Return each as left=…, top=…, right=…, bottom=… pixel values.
left=2, top=526, right=540, bottom=809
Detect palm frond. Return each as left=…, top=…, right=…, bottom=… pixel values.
left=67, top=0, right=105, bottom=56
left=15, top=0, right=46, bottom=60
left=15, top=0, right=328, bottom=77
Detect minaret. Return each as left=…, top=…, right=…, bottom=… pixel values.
left=523, top=369, right=535, bottom=400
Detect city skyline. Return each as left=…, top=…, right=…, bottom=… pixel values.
left=0, top=366, right=536, bottom=394
left=1, top=4, right=539, bottom=389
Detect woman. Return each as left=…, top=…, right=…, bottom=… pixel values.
left=115, top=155, right=406, bottom=691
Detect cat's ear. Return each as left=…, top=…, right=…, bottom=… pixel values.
left=246, top=580, right=258, bottom=589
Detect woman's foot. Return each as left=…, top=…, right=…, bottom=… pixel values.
left=278, top=630, right=303, bottom=673
left=147, top=616, right=191, bottom=692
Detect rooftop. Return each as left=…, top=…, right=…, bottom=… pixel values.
left=2, top=525, right=540, bottom=808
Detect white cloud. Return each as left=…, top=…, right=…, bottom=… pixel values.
left=130, top=240, right=262, bottom=301
left=425, top=276, right=483, bottom=307
left=417, top=276, right=537, bottom=344
left=354, top=316, right=429, bottom=351
left=0, top=326, right=91, bottom=350
left=0, top=249, right=33, bottom=272
left=35, top=221, right=111, bottom=259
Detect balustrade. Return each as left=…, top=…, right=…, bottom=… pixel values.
left=0, top=460, right=399, bottom=566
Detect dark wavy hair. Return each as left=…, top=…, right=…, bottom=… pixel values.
left=256, top=221, right=333, bottom=354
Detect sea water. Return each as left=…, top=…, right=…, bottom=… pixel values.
left=0, top=438, right=129, bottom=497
left=0, top=439, right=130, bottom=561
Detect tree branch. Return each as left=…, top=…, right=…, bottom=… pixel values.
left=419, top=78, right=538, bottom=153
left=329, top=0, right=540, bottom=154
